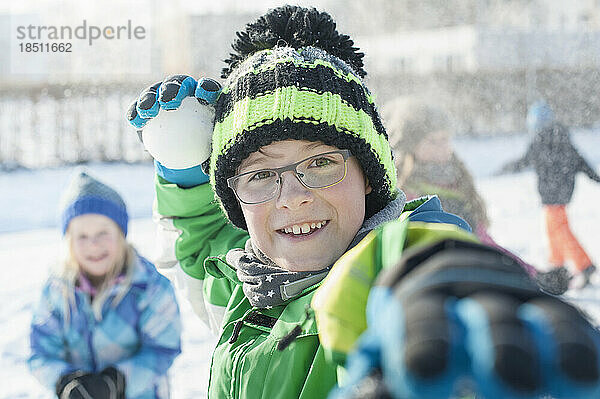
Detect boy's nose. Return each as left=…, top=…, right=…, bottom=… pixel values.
left=275, top=171, right=313, bottom=209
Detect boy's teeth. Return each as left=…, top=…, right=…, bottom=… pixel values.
left=283, top=221, right=328, bottom=235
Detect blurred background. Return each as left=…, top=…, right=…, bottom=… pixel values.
left=2, top=0, right=600, bottom=170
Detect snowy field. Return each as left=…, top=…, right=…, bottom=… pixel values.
left=1, top=132, right=599, bottom=398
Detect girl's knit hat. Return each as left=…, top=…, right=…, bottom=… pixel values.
left=59, top=170, right=128, bottom=236
left=209, top=5, right=397, bottom=230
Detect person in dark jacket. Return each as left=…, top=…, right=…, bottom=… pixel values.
left=499, top=100, right=600, bottom=288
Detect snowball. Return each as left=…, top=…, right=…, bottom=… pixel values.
left=142, top=97, right=214, bottom=169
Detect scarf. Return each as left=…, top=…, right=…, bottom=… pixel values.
left=227, top=192, right=406, bottom=308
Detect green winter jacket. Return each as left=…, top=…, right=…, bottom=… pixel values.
left=154, top=176, right=476, bottom=398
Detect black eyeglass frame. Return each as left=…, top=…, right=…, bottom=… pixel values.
left=226, top=149, right=352, bottom=205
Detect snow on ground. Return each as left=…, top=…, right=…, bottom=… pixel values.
left=1, top=133, right=599, bottom=398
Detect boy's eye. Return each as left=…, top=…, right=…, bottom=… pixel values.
left=249, top=170, right=276, bottom=181
left=309, top=156, right=334, bottom=168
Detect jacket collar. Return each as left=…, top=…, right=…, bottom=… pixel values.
left=348, top=189, right=407, bottom=250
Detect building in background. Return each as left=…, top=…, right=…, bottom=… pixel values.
left=362, top=27, right=600, bottom=75
left=355, top=0, right=600, bottom=134
left=363, top=0, right=600, bottom=75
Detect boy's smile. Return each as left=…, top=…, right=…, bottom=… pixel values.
left=277, top=220, right=329, bottom=236
left=238, top=139, right=371, bottom=272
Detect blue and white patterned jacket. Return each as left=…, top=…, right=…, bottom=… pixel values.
left=28, top=254, right=182, bottom=399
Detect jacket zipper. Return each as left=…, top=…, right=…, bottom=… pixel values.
left=228, top=310, right=279, bottom=399
left=229, top=319, right=244, bottom=344
left=229, top=310, right=278, bottom=344
left=231, top=339, right=255, bottom=399
left=80, top=293, right=98, bottom=371
left=78, top=276, right=132, bottom=372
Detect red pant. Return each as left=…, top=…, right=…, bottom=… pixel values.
left=544, top=205, right=592, bottom=271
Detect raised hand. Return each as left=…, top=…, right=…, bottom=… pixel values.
left=337, top=239, right=600, bottom=399
left=126, top=75, right=222, bottom=186
left=127, top=75, right=220, bottom=128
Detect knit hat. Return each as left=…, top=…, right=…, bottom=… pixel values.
left=526, top=100, right=555, bottom=134
left=60, top=170, right=128, bottom=236
left=209, top=5, right=397, bottom=230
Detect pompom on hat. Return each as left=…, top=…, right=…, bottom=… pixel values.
left=59, top=170, right=129, bottom=236
left=209, top=5, right=397, bottom=230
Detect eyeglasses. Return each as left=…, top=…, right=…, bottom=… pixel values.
left=227, top=149, right=352, bottom=204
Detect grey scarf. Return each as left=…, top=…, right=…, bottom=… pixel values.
left=226, top=239, right=330, bottom=309
left=227, top=191, right=406, bottom=308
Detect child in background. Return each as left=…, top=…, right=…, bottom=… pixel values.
left=382, top=97, right=490, bottom=238
left=498, top=100, right=600, bottom=288
left=28, top=170, right=181, bottom=399
left=383, top=97, right=571, bottom=294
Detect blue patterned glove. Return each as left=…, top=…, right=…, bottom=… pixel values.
left=334, top=239, right=600, bottom=399
left=126, top=75, right=221, bottom=187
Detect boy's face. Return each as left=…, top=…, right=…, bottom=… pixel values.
left=237, top=139, right=371, bottom=272
left=68, top=214, right=124, bottom=282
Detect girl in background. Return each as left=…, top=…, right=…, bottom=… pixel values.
left=382, top=97, right=490, bottom=236
left=28, top=170, right=181, bottom=399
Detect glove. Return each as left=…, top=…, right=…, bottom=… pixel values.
left=126, top=74, right=222, bottom=187
left=99, top=367, right=126, bottom=399
left=56, top=367, right=126, bottom=399
left=534, top=267, right=572, bottom=295
left=336, top=239, right=600, bottom=399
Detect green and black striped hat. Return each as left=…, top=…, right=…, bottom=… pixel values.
left=209, top=6, right=397, bottom=230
